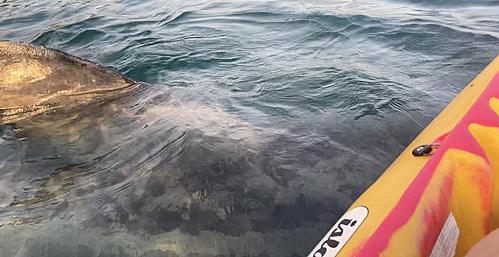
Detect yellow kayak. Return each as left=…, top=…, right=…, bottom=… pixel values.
left=308, top=55, right=499, bottom=257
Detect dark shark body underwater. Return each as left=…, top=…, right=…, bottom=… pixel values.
left=0, top=42, right=395, bottom=257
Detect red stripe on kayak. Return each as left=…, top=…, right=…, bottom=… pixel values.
left=356, top=71, right=499, bottom=256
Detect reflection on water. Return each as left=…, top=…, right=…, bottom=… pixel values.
left=1, top=0, right=499, bottom=256
left=0, top=84, right=429, bottom=256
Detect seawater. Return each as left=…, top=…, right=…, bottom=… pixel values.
left=1, top=0, right=499, bottom=256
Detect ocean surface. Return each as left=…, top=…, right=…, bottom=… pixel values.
left=1, top=0, right=499, bottom=256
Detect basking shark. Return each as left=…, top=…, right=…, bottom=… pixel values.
left=0, top=41, right=279, bottom=226
left=0, top=42, right=389, bottom=256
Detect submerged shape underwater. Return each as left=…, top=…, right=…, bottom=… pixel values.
left=1, top=0, right=499, bottom=256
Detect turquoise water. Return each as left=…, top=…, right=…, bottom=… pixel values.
left=1, top=0, right=499, bottom=256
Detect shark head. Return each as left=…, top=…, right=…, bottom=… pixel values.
left=0, top=41, right=142, bottom=124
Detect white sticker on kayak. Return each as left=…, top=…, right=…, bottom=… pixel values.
left=429, top=212, right=460, bottom=257
left=308, top=206, right=369, bottom=257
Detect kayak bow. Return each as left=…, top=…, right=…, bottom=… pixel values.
left=309, top=55, right=499, bottom=257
